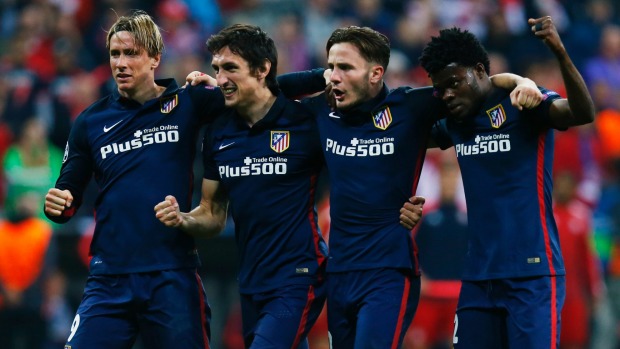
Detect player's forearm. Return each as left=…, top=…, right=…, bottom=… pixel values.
left=555, top=50, right=596, bottom=125
left=490, top=73, right=534, bottom=89
left=179, top=204, right=227, bottom=238
left=277, top=68, right=327, bottom=99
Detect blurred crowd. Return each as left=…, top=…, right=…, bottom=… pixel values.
left=0, top=0, right=619, bottom=348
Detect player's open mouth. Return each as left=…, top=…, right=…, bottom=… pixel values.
left=333, top=89, right=345, bottom=101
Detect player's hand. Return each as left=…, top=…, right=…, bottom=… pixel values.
left=154, top=195, right=184, bottom=227
left=400, top=196, right=425, bottom=230
left=324, top=69, right=337, bottom=110
left=510, top=78, right=542, bottom=110
left=323, top=69, right=332, bottom=85
left=185, top=71, right=217, bottom=87
left=325, top=84, right=337, bottom=110
left=529, top=16, right=565, bottom=57
left=44, top=188, right=73, bottom=216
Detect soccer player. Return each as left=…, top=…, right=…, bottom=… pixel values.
left=294, top=27, right=442, bottom=348
left=43, top=10, right=228, bottom=348
left=154, top=24, right=328, bottom=348
left=417, top=16, right=596, bottom=348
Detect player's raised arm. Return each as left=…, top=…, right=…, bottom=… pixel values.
left=154, top=179, right=228, bottom=238
left=529, top=16, right=596, bottom=128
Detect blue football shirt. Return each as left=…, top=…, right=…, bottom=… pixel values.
left=202, top=93, right=327, bottom=293
left=302, top=85, right=443, bottom=273
left=432, top=87, right=565, bottom=280
left=47, top=79, right=226, bottom=274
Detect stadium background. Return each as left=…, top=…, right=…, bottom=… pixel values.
left=0, top=0, right=619, bottom=348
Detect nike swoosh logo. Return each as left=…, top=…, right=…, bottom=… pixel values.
left=329, top=112, right=340, bottom=118
left=218, top=142, right=235, bottom=150
left=103, top=120, right=124, bottom=132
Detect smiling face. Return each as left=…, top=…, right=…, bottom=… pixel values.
left=109, top=31, right=160, bottom=98
left=211, top=46, right=265, bottom=110
left=327, top=42, right=383, bottom=111
left=430, top=63, right=487, bottom=121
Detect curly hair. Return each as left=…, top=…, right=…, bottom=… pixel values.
left=419, top=27, right=490, bottom=75
left=207, top=24, right=279, bottom=95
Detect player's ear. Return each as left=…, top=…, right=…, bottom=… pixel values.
left=474, top=63, right=486, bottom=78
left=151, top=53, right=162, bottom=70
left=369, top=64, right=384, bottom=84
left=258, top=59, right=271, bottom=80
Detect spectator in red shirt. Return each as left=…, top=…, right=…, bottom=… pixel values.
left=553, top=169, right=605, bottom=349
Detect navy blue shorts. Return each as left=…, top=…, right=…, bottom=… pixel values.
left=240, top=280, right=326, bottom=349
left=64, top=269, right=211, bottom=349
left=327, top=268, right=420, bottom=349
left=454, top=276, right=565, bottom=349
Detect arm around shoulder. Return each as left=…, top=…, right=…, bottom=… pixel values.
left=491, top=73, right=543, bottom=110
left=277, top=68, right=327, bottom=99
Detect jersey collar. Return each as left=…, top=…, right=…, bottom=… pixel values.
left=236, top=92, right=287, bottom=131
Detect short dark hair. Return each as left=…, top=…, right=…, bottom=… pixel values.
left=207, top=24, right=279, bottom=94
left=326, top=26, right=390, bottom=70
left=419, top=27, right=490, bottom=75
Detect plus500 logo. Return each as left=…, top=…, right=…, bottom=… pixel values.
left=325, top=138, right=394, bottom=157
left=455, top=138, right=511, bottom=157
left=100, top=130, right=179, bottom=159
left=219, top=162, right=287, bottom=178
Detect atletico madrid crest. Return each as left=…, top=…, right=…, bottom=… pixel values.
left=372, top=106, right=392, bottom=130
left=486, top=104, right=506, bottom=128
left=160, top=95, right=178, bottom=113
left=270, top=131, right=289, bottom=153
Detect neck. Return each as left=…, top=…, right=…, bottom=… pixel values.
left=477, top=76, right=493, bottom=96
left=119, top=82, right=166, bottom=105
left=368, top=80, right=384, bottom=99
left=239, top=88, right=277, bottom=127
left=469, top=77, right=492, bottom=112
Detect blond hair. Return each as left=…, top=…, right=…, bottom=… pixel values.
left=106, top=10, right=164, bottom=57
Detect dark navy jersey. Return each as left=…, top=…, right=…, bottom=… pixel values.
left=301, top=85, right=443, bottom=273
left=47, top=79, right=226, bottom=275
left=432, top=87, right=565, bottom=280
left=202, top=93, right=327, bottom=293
